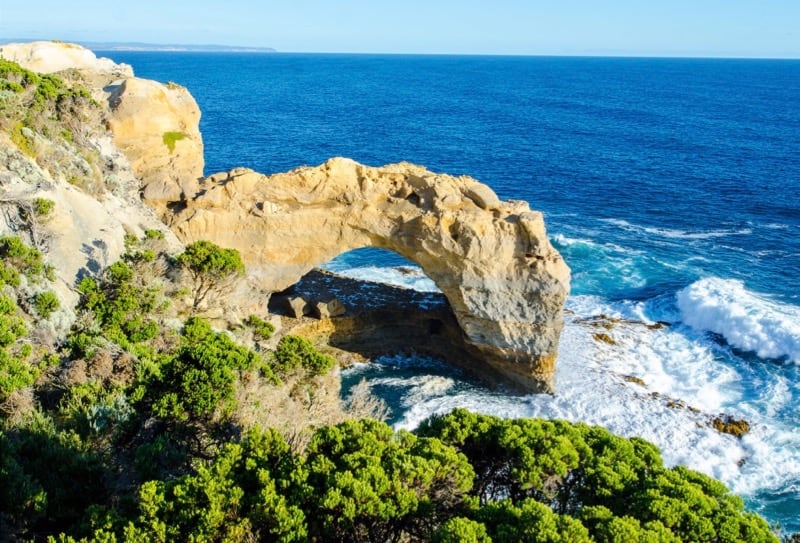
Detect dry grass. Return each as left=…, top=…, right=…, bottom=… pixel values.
left=234, top=367, right=388, bottom=453
left=1, top=387, right=36, bottom=426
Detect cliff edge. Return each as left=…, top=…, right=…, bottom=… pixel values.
left=2, top=41, right=570, bottom=391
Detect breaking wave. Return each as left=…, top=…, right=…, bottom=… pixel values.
left=677, top=277, right=800, bottom=363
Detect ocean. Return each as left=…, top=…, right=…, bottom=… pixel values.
left=101, top=51, right=800, bottom=531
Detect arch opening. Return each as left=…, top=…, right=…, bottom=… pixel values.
left=322, top=247, right=440, bottom=293
left=267, top=247, right=504, bottom=386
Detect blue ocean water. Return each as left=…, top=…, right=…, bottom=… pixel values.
left=103, top=51, right=800, bottom=531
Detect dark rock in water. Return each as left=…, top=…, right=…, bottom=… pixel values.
left=712, top=415, right=751, bottom=437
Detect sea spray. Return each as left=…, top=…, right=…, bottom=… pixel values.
left=677, top=277, right=800, bottom=363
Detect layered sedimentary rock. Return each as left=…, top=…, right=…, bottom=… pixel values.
left=166, top=158, right=571, bottom=390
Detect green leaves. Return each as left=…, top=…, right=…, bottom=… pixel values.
left=272, top=335, right=334, bottom=377
left=151, top=317, right=259, bottom=422
left=418, top=408, right=776, bottom=543
left=0, top=235, right=47, bottom=284
left=124, top=429, right=307, bottom=543
left=303, top=418, right=474, bottom=542
left=176, top=241, right=244, bottom=312
left=244, top=314, right=275, bottom=341
left=33, top=290, right=60, bottom=319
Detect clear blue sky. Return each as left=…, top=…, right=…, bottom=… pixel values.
left=2, top=0, right=798, bottom=58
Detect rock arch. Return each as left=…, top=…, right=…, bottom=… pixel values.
left=0, top=42, right=568, bottom=389
left=162, top=158, right=570, bottom=391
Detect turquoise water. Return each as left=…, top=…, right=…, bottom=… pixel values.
left=103, top=52, right=800, bottom=530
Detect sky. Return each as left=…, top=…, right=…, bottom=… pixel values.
left=1, top=0, right=799, bottom=58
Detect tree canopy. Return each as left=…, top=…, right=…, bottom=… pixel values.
left=0, top=236, right=782, bottom=542
left=176, top=240, right=245, bottom=311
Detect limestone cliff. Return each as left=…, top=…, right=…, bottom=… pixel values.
left=106, top=77, right=204, bottom=200
left=0, top=42, right=183, bottom=319
left=1, top=41, right=570, bottom=392
left=1, top=41, right=205, bottom=199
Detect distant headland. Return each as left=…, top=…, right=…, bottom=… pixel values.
left=5, top=39, right=277, bottom=53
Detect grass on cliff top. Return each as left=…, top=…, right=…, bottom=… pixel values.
left=0, top=57, right=107, bottom=192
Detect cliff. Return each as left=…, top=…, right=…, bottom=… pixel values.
left=1, top=41, right=570, bottom=392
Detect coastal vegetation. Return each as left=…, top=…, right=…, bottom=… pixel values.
left=0, top=51, right=789, bottom=542
left=0, top=233, right=780, bottom=541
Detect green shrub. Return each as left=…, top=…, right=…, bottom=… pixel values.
left=10, top=120, right=35, bottom=156
left=417, top=409, right=777, bottom=543
left=0, top=58, right=38, bottom=92
left=177, top=240, right=245, bottom=311
left=432, top=517, right=492, bottom=543
left=150, top=317, right=262, bottom=422
left=32, top=197, right=55, bottom=218
left=0, top=235, right=46, bottom=280
left=303, top=419, right=474, bottom=542
left=272, top=335, right=334, bottom=377
left=33, top=291, right=60, bottom=319
left=72, top=254, right=164, bottom=357
left=245, top=314, right=275, bottom=341
left=125, top=428, right=307, bottom=542
left=144, top=229, right=165, bottom=240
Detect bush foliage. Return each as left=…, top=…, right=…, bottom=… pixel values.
left=0, top=233, right=781, bottom=542
left=24, top=411, right=777, bottom=543
left=177, top=240, right=245, bottom=311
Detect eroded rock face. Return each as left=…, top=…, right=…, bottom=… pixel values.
left=166, top=158, right=571, bottom=390
left=106, top=78, right=204, bottom=198
left=2, top=41, right=571, bottom=391
left=3, top=41, right=204, bottom=200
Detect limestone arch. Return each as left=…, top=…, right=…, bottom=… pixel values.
left=166, top=158, right=570, bottom=391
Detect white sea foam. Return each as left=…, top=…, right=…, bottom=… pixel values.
left=337, top=266, right=800, bottom=512
left=676, top=277, right=800, bottom=363
left=552, top=233, right=598, bottom=247
left=343, top=293, right=799, bottom=503
left=601, top=218, right=753, bottom=240
left=333, top=265, right=440, bottom=292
